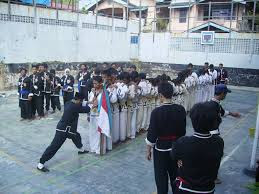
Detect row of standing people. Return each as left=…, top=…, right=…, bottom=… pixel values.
left=17, top=62, right=227, bottom=121
left=86, top=63, right=222, bottom=154
left=18, top=64, right=75, bottom=120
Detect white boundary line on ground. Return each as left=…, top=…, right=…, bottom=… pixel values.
left=221, top=136, right=248, bottom=167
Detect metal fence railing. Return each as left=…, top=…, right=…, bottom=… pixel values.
left=1, top=0, right=259, bottom=35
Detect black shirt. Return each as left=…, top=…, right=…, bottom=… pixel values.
left=76, top=71, right=90, bottom=87
left=217, top=68, right=228, bottom=84
left=56, top=100, right=90, bottom=134
left=61, top=75, right=74, bottom=92
left=146, top=103, right=186, bottom=151
left=38, top=72, right=52, bottom=93
left=208, top=98, right=227, bottom=135
left=172, top=133, right=224, bottom=193
left=29, top=73, right=43, bottom=96
left=18, top=76, right=33, bottom=100
left=51, top=75, right=62, bottom=96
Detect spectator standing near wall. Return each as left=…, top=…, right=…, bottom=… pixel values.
left=217, top=63, right=229, bottom=84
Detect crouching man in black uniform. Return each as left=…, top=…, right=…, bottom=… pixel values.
left=37, top=92, right=96, bottom=172
left=172, top=102, right=224, bottom=194
left=146, top=82, right=186, bottom=194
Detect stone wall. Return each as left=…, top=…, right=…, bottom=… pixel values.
left=142, top=62, right=259, bottom=88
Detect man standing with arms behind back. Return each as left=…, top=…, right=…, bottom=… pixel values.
left=146, top=82, right=186, bottom=194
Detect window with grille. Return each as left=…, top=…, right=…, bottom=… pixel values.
left=179, top=8, right=188, bottom=23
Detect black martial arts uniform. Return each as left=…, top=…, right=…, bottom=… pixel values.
left=146, top=103, right=186, bottom=194
left=39, top=72, right=52, bottom=112
left=61, top=75, right=74, bottom=105
left=208, top=98, right=228, bottom=136
left=50, top=75, right=62, bottom=111
left=29, top=73, right=44, bottom=117
left=77, top=71, right=90, bottom=100
left=217, top=68, right=228, bottom=84
left=18, top=76, right=33, bottom=119
left=172, top=133, right=224, bottom=194
left=39, top=100, right=90, bottom=165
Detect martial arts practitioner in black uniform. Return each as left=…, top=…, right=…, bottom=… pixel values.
left=61, top=68, right=74, bottom=105
left=209, top=84, right=241, bottom=136
left=29, top=65, right=44, bottom=118
left=49, top=69, right=61, bottom=113
left=37, top=92, right=95, bottom=172
left=77, top=64, right=90, bottom=100
left=209, top=84, right=241, bottom=184
left=146, top=82, right=186, bottom=194
left=172, top=102, right=224, bottom=194
left=38, top=64, right=52, bottom=114
left=18, top=68, right=33, bottom=120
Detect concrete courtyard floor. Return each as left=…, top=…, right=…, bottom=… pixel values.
left=0, top=88, right=258, bottom=194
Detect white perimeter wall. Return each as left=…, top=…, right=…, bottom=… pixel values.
left=1, top=2, right=259, bottom=70
left=0, top=2, right=139, bottom=63
left=140, top=33, right=259, bottom=69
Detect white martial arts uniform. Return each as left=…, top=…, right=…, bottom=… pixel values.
left=198, top=75, right=206, bottom=103
left=209, top=69, right=217, bottom=98
left=183, top=78, right=191, bottom=112
left=204, top=73, right=211, bottom=102
left=155, top=85, right=160, bottom=108
left=170, top=82, right=179, bottom=104
left=117, top=82, right=129, bottom=141
left=191, top=72, right=199, bottom=105
left=127, top=83, right=135, bottom=138
left=128, top=82, right=138, bottom=139
left=151, top=85, right=158, bottom=112
left=145, top=81, right=152, bottom=130
left=107, top=85, right=119, bottom=144
left=137, top=79, right=149, bottom=131
left=88, top=89, right=105, bottom=154
left=188, top=75, right=195, bottom=110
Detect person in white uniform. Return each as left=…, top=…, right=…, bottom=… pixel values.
left=128, top=71, right=139, bottom=139
left=209, top=64, right=218, bottom=98
left=137, top=73, right=146, bottom=131
left=117, top=72, right=129, bottom=141
left=88, top=76, right=104, bottom=154
left=145, top=78, right=152, bottom=130
left=108, top=69, right=120, bottom=144
left=138, top=73, right=150, bottom=131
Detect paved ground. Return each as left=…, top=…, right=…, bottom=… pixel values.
left=0, top=89, right=258, bottom=194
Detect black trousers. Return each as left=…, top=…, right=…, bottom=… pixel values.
left=20, top=100, right=32, bottom=119
left=153, top=148, right=176, bottom=194
left=40, top=131, right=83, bottom=164
left=80, top=86, right=88, bottom=101
left=42, top=92, right=51, bottom=111
left=63, top=92, right=74, bottom=105
left=32, top=95, right=44, bottom=117
left=51, top=96, right=61, bottom=111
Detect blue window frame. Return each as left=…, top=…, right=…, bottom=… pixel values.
left=131, top=36, right=139, bottom=44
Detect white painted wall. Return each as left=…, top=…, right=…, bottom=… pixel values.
left=0, top=2, right=139, bottom=63
left=1, top=2, right=259, bottom=70
left=140, top=33, right=259, bottom=70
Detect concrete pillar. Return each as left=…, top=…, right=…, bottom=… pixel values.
left=0, top=64, right=5, bottom=90
left=123, top=7, right=126, bottom=20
